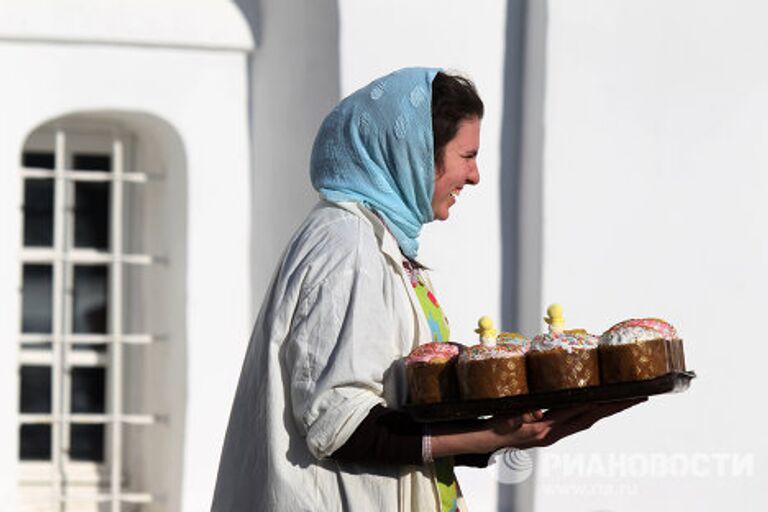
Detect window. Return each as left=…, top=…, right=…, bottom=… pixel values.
left=19, top=124, right=158, bottom=511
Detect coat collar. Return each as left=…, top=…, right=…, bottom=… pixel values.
left=331, top=200, right=407, bottom=267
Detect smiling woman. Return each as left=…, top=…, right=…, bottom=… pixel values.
left=212, top=68, right=635, bottom=512
left=213, top=68, right=485, bottom=512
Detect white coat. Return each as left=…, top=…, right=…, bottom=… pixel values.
left=212, top=200, right=443, bottom=511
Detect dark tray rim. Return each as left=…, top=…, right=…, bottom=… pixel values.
left=404, top=370, right=697, bottom=423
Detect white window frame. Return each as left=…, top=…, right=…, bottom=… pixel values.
left=18, top=124, right=159, bottom=511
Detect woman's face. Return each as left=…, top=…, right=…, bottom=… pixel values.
left=432, top=116, right=481, bottom=221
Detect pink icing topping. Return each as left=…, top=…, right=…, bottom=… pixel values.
left=405, top=342, right=461, bottom=364
left=604, top=318, right=677, bottom=340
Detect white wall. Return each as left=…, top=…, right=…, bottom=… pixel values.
left=236, top=0, right=341, bottom=320
left=532, top=1, right=768, bottom=510
left=0, top=6, right=253, bottom=508
left=339, top=1, right=510, bottom=509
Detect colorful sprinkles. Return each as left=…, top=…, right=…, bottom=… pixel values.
left=530, top=330, right=598, bottom=354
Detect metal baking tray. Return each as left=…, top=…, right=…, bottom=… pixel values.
left=404, top=370, right=696, bottom=422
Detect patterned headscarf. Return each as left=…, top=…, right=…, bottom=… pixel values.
left=310, top=67, right=440, bottom=258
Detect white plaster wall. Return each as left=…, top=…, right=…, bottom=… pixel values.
left=339, top=1, right=508, bottom=509
left=0, top=0, right=252, bottom=51
left=236, top=0, right=341, bottom=321
left=0, top=40, right=251, bottom=511
left=533, top=1, right=768, bottom=510
left=0, top=66, right=22, bottom=511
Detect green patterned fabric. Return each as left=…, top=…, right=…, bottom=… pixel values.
left=410, top=270, right=450, bottom=342
left=434, top=457, right=460, bottom=512
left=404, top=261, right=463, bottom=512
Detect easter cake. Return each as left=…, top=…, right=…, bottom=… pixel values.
left=526, top=305, right=600, bottom=392
left=456, top=317, right=529, bottom=400
left=599, top=318, right=686, bottom=384
left=405, top=342, right=462, bottom=404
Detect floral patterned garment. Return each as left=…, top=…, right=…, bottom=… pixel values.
left=403, top=260, right=463, bottom=512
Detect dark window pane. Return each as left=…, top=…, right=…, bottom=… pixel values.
left=70, top=424, right=104, bottom=461
left=72, top=153, right=111, bottom=172
left=20, top=365, right=52, bottom=413
left=71, top=367, right=106, bottom=413
left=22, top=264, right=53, bottom=333
left=73, top=265, right=108, bottom=334
left=20, top=424, right=51, bottom=460
left=22, top=151, right=55, bottom=169
left=23, top=179, right=54, bottom=247
left=74, top=182, right=110, bottom=249
left=72, top=343, right=107, bottom=353
left=21, top=342, right=53, bottom=351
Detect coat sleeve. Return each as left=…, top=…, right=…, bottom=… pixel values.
left=331, top=404, right=423, bottom=465
left=282, top=224, right=405, bottom=460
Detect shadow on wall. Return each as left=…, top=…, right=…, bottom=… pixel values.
left=234, top=0, right=341, bottom=320
left=499, top=0, right=547, bottom=510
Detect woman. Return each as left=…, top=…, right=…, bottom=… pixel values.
left=212, top=68, right=639, bottom=511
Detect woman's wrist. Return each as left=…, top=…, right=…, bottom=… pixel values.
left=429, top=411, right=546, bottom=459
left=429, top=418, right=501, bottom=459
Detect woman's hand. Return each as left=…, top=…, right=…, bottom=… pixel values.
left=430, top=398, right=646, bottom=458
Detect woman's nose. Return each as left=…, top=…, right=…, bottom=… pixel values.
left=467, top=163, right=480, bottom=185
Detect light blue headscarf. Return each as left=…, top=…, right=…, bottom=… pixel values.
left=310, top=67, right=440, bottom=258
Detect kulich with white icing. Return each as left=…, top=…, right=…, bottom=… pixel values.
left=599, top=318, right=685, bottom=384
left=458, top=343, right=528, bottom=400
left=526, top=304, right=601, bottom=392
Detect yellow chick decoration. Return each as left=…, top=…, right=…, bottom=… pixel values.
left=475, top=315, right=498, bottom=347
left=544, top=303, right=565, bottom=333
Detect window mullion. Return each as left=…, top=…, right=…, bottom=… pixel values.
left=61, top=171, right=75, bottom=477
left=51, top=129, right=66, bottom=512
left=109, top=136, right=125, bottom=512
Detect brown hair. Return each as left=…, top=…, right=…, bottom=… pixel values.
left=431, top=71, right=484, bottom=167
